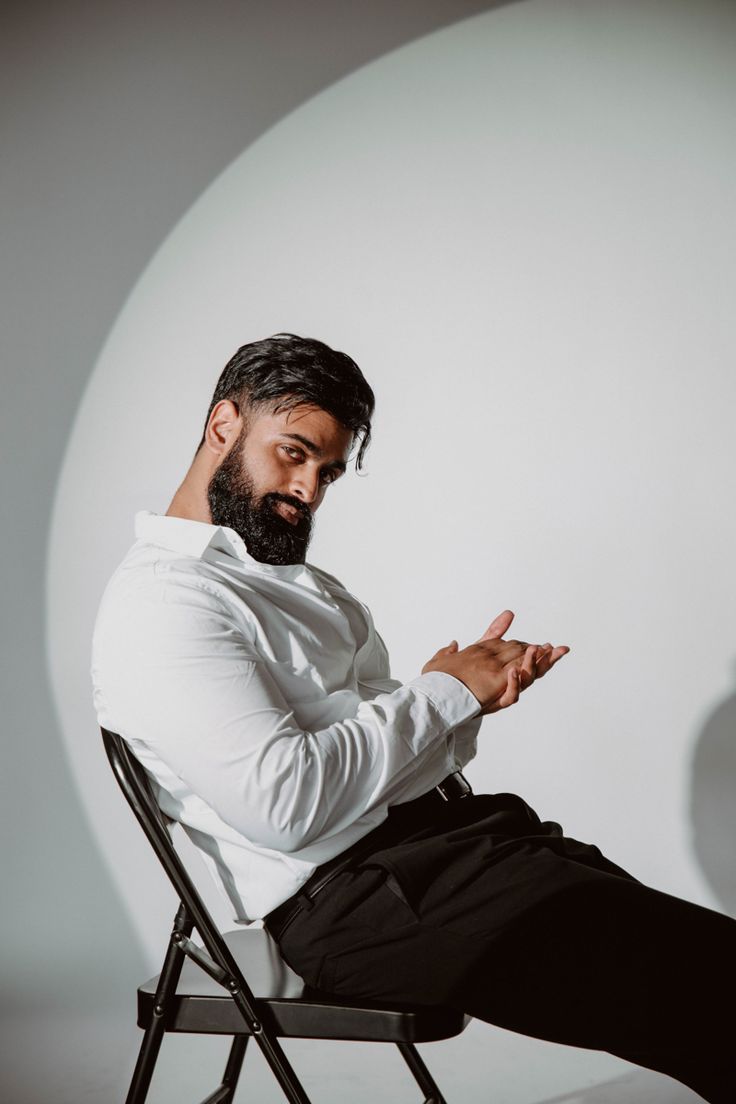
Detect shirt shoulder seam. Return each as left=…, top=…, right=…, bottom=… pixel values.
left=153, top=560, right=250, bottom=622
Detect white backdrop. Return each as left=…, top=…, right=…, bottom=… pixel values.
left=48, top=0, right=736, bottom=969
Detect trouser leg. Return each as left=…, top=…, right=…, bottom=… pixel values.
left=458, top=870, right=736, bottom=1104
left=278, top=796, right=736, bottom=1103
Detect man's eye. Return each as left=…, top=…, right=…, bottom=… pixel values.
left=281, top=445, right=340, bottom=485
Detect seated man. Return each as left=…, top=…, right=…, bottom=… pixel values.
left=92, top=333, right=735, bottom=1103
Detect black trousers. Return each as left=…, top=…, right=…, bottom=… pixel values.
left=277, top=792, right=736, bottom=1103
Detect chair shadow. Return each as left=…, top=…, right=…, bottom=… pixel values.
left=688, top=673, right=736, bottom=917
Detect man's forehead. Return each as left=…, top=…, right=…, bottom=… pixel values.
left=253, top=402, right=353, bottom=456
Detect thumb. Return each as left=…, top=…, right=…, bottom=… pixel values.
left=478, top=609, right=514, bottom=643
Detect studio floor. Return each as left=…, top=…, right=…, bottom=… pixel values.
left=1, top=1009, right=702, bottom=1103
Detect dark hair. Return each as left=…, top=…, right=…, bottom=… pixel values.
left=198, top=333, right=375, bottom=470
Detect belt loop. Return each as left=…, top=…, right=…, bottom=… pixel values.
left=435, top=771, right=473, bottom=802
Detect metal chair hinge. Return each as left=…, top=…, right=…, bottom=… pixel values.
left=173, top=933, right=230, bottom=987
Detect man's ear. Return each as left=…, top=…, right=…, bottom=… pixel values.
left=204, top=399, right=242, bottom=459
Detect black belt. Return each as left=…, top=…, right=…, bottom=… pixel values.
left=264, top=771, right=472, bottom=942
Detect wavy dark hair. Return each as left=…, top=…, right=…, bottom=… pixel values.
left=198, top=333, right=375, bottom=470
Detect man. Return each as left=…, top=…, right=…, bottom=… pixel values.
left=93, top=333, right=735, bottom=1103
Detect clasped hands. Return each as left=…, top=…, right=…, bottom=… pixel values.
left=422, top=609, right=569, bottom=715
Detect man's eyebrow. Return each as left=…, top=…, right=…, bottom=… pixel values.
left=280, top=433, right=347, bottom=472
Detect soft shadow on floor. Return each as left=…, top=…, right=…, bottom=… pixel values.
left=0, top=1011, right=134, bottom=1104
left=0, top=1010, right=703, bottom=1104
left=541, top=1068, right=703, bottom=1103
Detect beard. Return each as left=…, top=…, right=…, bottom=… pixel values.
left=207, top=442, right=314, bottom=566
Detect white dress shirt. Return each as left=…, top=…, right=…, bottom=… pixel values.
left=92, top=511, right=482, bottom=922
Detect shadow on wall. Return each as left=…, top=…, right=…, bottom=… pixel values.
left=689, top=667, right=736, bottom=918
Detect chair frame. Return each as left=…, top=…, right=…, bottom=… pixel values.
left=102, top=727, right=467, bottom=1103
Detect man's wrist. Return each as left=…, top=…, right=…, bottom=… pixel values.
left=406, top=670, right=481, bottom=731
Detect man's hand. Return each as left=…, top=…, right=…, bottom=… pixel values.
left=421, top=610, right=569, bottom=715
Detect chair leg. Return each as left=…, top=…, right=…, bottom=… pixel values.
left=229, top=989, right=313, bottom=1104
left=221, top=1035, right=249, bottom=1099
left=396, top=1042, right=448, bottom=1104
left=125, top=905, right=194, bottom=1104
left=125, top=1018, right=166, bottom=1104
left=199, top=1036, right=249, bottom=1104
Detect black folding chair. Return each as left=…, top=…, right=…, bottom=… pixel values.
left=102, top=727, right=470, bottom=1103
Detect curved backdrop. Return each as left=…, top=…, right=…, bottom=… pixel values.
left=48, top=0, right=736, bottom=968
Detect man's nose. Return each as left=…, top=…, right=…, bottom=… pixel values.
left=288, top=466, right=320, bottom=506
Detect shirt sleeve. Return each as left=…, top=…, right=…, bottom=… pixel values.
left=355, top=622, right=481, bottom=781
left=95, top=573, right=480, bottom=854
left=448, top=715, right=482, bottom=769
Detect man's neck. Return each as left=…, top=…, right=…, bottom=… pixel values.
left=166, top=456, right=213, bottom=523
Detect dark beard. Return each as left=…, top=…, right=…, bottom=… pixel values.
left=207, top=444, right=313, bottom=566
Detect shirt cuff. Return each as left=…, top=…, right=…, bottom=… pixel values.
left=405, top=670, right=481, bottom=732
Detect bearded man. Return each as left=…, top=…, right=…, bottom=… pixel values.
left=92, top=333, right=735, bottom=1103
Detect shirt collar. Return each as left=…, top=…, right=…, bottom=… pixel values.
left=133, top=510, right=315, bottom=581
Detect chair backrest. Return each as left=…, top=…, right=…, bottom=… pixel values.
left=102, top=727, right=465, bottom=1104
left=101, top=727, right=250, bottom=990
left=102, top=726, right=332, bottom=1103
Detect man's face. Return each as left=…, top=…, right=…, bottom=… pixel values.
left=207, top=403, right=353, bottom=565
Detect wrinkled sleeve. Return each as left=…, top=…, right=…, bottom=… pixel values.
left=96, top=576, right=480, bottom=853
left=355, top=622, right=481, bottom=795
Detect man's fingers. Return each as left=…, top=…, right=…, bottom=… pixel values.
left=494, top=667, right=520, bottom=710
left=506, top=667, right=521, bottom=705
left=535, top=644, right=570, bottom=679
left=477, top=609, right=514, bottom=642
left=533, top=643, right=553, bottom=677
left=518, top=644, right=538, bottom=690
left=492, top=638, right=531, bottom=662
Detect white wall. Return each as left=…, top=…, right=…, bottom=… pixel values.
left=0, top=0, right=491, bottom=1026
left=1, top=0, right=492, bottom=1014
left=47, top=0, right=736, bottom=974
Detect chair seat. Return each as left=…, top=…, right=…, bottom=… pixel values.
left=138, top=928, right=470, bottom=1043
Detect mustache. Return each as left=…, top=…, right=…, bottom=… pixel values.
left=263, top=493, right=311, bottom=524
